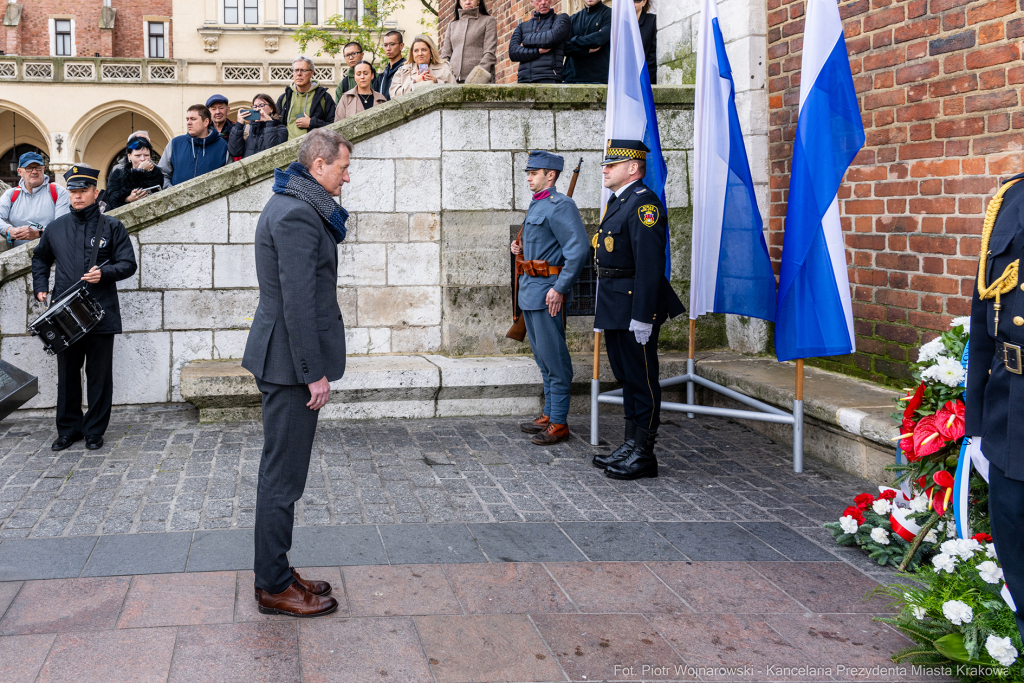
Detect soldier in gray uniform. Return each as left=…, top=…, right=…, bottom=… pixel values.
left=511, top=151, right=588, bottom=445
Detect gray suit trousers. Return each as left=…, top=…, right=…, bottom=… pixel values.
left=254, top=378, right=320, bottom=594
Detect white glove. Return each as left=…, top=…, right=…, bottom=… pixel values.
left=629, top=319, right=653, bottom=345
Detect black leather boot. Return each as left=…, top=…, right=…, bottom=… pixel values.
left=592, top=421, right=637, bottom=469
left=605, top=425, right=658, bottom=480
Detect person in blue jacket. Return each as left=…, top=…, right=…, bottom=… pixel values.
left=157, top=104, right=229, bottom=186
left=511, top=151, right=588, bottom=445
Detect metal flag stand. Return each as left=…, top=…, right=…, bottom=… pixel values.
left=590, top=319, right=806, bottom=473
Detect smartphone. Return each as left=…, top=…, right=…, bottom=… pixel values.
left=419, top=63, right=429, bottom=74
left=141, top=185, right=162, bottom=194
left=245, top=109, right=262, bottom=122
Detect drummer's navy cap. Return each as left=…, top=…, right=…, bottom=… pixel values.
left=601, top=139, right=650, bottom=166
left=18, top=152, right=44, bottom=168
left=525, top=150, right=564, bottom=172
left=64, top=166, right=100, bottom=190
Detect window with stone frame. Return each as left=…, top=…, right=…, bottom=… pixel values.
left=284, top=0, right=298, bottom=24
left=244, top=0, right=259, bottom=24
left=54, top=20, right=72, bottom=56
left=225, top=0, right=239, bottom=24
left=344, top=0, right=358, bottom=21
left=148, top=22, right=165, bottom=58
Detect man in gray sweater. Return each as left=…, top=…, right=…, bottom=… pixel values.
left=0, top=152, right=70, bottom=246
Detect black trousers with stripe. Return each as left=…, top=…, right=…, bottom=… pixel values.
left=604, top=326, right=661, bottom=432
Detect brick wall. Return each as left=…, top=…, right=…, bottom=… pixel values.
left=0, top=0, right=171, bottom=58
left=768, top=0, right=1024, bottom=383
left=437, top=0, right=569, bottom=83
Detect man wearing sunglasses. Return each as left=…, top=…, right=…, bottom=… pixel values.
left=278, top=56, right=337, bottom=141
left=0, top=152, right=70, bottom=247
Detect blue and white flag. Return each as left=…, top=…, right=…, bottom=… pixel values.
left=690, top=0, right=777, bottom=321
left=774, top=0, right=865, bottom=361
left=603, top=0, right=669, bottom=277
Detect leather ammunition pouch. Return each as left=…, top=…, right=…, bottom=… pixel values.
left=517, top=260, right=563, bottom=277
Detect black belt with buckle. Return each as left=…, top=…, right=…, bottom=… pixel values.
left=996, top=340, right=1023, bottom=374
left=597, top=267, right=635, bottom=278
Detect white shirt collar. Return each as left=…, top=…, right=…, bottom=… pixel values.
left=614, top=180, right=640, bottom=198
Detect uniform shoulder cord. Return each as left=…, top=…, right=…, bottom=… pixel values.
left=978, top=178, right=1022, bottom=335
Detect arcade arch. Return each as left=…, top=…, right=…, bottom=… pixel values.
left=0, top=104, right=51, bottom=186
left=70, top=103, right=173, bottom=189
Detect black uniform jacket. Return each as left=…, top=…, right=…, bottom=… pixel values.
left=594, top=182, right=685, bottom=330
left=967, top=172, right=1024, bottom=481
left=31, top=209, right=138, bottom=335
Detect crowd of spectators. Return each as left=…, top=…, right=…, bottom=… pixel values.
left=0, top=1, right=656, bottom=236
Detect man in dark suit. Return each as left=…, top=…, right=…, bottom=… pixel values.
left=966, top=172, right=1024, bottom=640
left=32, top=165, right=137, bottom=452
left=242, top=128, right=351, bottom=617
left=591, top=139, right=684, bottom=480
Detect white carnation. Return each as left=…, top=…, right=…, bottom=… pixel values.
left=951, top=316, right=971, bottom=330
left=910, top=495, right=930, bottom=513
left=924, top=530, right=938, bottom=544
left=872, top=499, right=891, bottom=515
left=912, top=606, right=927, bottom=620
left=932, top=553, right=957, bottom=573
left=978, top=561, right=1004, bottom=584
left=987, top=543, right=998, bottom=559
left=922, top=355, right=967, bottom=387
left=870, top=527, right=891, bottom=545
left=941, top=538, right=981, bottom=560
left=985, top=635, right=1019, bottom=667
left=839, top=515, right=859, bottom=534
left=942, top=600, right=973, bottom=625
left=917, top=337, right=948, bottom=363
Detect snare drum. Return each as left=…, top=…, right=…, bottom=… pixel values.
left=29, top=286, right=105, bottom=355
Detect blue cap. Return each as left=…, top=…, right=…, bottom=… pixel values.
left=206, top=94, right=229, bottom=107
left=18, top=152, right=44, bottom=168
left=525, top=150, right=564, bottom=172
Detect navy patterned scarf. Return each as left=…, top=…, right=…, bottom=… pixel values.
left=272, top=162, right=349, bottom=243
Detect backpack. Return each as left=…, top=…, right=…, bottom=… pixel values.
left=11, top=184, right=58, bottom=204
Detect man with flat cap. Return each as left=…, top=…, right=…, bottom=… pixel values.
left=31, top=165, right=137, bottom=452
left=592, top=139, right=684, bottom=479
left=511, top=151, right=588, bottom=445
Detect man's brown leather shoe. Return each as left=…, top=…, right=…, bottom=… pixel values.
left=291, top=567, right=332, bottom=596
left=531, top=423, right=570, bottom=445
left=256, top=583, right=338, bottom=617
left=520, top=414, right=550, bottom=433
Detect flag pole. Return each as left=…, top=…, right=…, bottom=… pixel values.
left=686, top=319, right=696, bottom=418
left=793, top=358, right=804, bottom=472
left=590, top=331, right=602, bottom=446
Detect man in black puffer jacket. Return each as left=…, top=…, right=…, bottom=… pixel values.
left=508, top=0, right=571, bottom=84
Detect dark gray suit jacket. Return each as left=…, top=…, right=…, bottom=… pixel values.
left=243, top=193, right=346, bottom=385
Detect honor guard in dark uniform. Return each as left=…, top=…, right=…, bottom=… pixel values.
left=31, top=165, right=137, bottom=452
left=966, top=172, right=1024, bottom=640
left=591, top=139, right=685, bottom=480
left=512, top=151, right=589, bottom=445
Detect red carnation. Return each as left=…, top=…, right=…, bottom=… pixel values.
left=936, top=400, right=966, bottom=442
left=913, top=415, right=946, bottom=460
left=854, top=493, right=875, bottom=510
left=879, top=490, right=898, bottom=501
left=972, top=533, right=993, bottom=543
left=843, top=506, right=865, bottom=525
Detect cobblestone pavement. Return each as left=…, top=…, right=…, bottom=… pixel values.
left=0, top=406, right=872, bottom=542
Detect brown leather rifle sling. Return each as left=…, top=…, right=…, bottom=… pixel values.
left=506, top=157, right=583, bottom=341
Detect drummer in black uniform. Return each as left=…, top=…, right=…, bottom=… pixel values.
left=32, top=166, right=137, bottom=452
left=591, top=139, right=684, bottom=480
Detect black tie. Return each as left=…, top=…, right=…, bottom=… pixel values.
left=606, top=193, right=617, bottom=211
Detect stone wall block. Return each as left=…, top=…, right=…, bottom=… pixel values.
left=337, top=287, right=358, bottom=327
left=0, top=277, right=28, bottom=336
left=229, top=212, right=260, bottom=243
left=388, top=243, right=440, bottom=286
left=341, top=159, right=395, bottom=212
left=391, top=325, right=442, bottom=353
left=358, top=286, right=442, bottom=327
left=337, top=243, right=387, bottom=286
left=409, top=213, right=440, bottom=241
left=163, top=290, right=259, bottom=330
left=214, top=244, right=258, bottom=289
left=358, top=213, right=408, bottom=243
left=513, top=151, right=603, bottom=211
left=138, top=198, right=228, bottom=244
left=171, top=330, right=214, bottom=402
left=116, top=235, right=142, bottom=291
left=727, top=35, right=767, bottom=94
left=141, top=245, right=213, bottom=290
left=659, top=109, right=695, bottom=151
left=395, top=159, right=442, bottom=212
left=442, top=110, right=490, bottom=150
left=228, top=179, right=274, bottom=212
left=554, top=110, right=605, bottom=151
left=441, top=151, right=513, bottom=210
left=352, top=112, right=441, bottom=159
left=112, top=332, right=171, bottom=405
left=664, top=151, right=691, bottom=209
left=345, top=327, right=391, bottom=354
left=489, top=110, right=555, bottom=150
left=119, top=291, right=164, bottom=332
left=213, top=329, right=250, bottom=359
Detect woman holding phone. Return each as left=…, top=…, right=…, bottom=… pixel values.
left=335, top=61, right=387, bottom=121
left=229, top=94, right=288, bottom=160
left=390, top=34, right=456, bottom=98
left=104, top=137, right=169, bottom=210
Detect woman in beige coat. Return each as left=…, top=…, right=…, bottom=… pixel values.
left=441, top=0, right=497, bottom=83
left=389, top=34, right=456, bottom=98
left=335, top=61, right=388, bottom=121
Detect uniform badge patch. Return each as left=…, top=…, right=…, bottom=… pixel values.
left=638, top=204, right=659, bottom=227
left=604, top=235, right=614, bottom=252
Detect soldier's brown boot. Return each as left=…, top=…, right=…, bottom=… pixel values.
left=520, top=414, right=550, bottom=434
left=256, top=583, right=338, bottom=617
left=531, top=423, right=570, bottom=445
left=254, top=568, right=333, bottom=601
